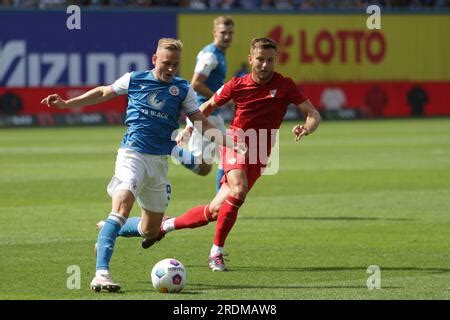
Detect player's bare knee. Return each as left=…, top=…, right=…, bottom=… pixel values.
left=112, top=191, right=134, bottom=216
left=229, top=185, right=247, bottom=201
left=117, top=202, right=133, bottom=215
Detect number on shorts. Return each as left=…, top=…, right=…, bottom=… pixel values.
left=166, top=184, right=172, bottom=201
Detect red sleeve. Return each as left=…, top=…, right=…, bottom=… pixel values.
left=286, top=77, right=308, bottom=105
left=213, top=78, right=234, bottom=106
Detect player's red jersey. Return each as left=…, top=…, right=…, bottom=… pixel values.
left=213, top=72, right=307, bottom=131
left=215, top=72, right=308, bottom=187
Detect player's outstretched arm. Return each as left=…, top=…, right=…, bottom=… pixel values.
left=292, top=99, right=321, bottom=142
left=199, top=96, right=218, bottom=118
left=40, top=85, right=116, bottom=109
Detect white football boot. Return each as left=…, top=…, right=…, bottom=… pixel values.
left=90, top=274, right=121, bottom=293
left=208, top=253, right=228, bottom=272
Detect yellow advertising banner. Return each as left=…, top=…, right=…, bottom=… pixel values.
left=178, top=14, right=450, bottom=82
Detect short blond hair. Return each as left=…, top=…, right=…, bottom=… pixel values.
left=157, top=38, right=183, bottom=52
left=250, top=37, right=277, bottom=53
left=213, top=15, right=234, bottom=29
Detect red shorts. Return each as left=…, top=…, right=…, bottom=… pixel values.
left=219, top=145, right=266, bottom=191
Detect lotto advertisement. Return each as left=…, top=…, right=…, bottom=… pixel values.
left=178, top=14, right=450, bottom=118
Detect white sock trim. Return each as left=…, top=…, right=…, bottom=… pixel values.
left=137, top=220, right=145, bottom=237
left=163, top=218, right=175, bottom=233
left=210, top=244, right=224, bottom=256
left=225, top=200, right=240, bottom=208
left=96, top=269, right=109, bottom=277
left=203, top=206, right=210, bottom=222
left=108, top=212, right=127, bottom=226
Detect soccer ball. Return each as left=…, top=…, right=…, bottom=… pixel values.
left=150, top=258, right=187, bottom=293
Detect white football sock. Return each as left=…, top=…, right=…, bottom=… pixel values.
left=96, top=269, right=109, bottom=277
left=210, top=244, right=224, bottom=256
left=162, top=218, right=175, bottom=233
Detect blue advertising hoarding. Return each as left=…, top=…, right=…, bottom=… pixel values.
left=0, top=10, right=177, bottom=87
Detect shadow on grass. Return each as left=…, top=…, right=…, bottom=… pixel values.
left=123, top=282, right=401, bottom=292
left=239, top=216, right=415, bottom=221
left=184, top=265, right=450, bottom=274
left=123, top=289, right=203, bottom=295
left=228, top=266, right=450, bottom=274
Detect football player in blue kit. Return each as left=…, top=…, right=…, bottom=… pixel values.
left=41, top=38, right=245, bottom=292
left=183, top=15, right=234, bottom=191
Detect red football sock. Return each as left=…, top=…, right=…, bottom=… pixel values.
left=174, top=205, right=214, bottom=230
left=214, top=195, right=244, bottom=247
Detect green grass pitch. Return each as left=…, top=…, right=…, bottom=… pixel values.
left=0, top=118, right=449, bottom=300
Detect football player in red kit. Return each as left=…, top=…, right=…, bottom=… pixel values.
left=147, top=37, right=321, bottom=271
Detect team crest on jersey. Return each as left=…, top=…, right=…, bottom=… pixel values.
left=147, top=91, right=166, bottom=110
left=169, top=86, right=179, bottom=96
left=269, top=89, right=277, bottom=97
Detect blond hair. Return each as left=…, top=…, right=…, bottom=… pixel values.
left=157, top=38, right=183, bottom=52
left=250, top=37, right=277, bottom=53
left=213, top=15, right=234, bottom=29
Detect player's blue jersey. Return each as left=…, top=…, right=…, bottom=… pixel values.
left=194, top=44, right=227, bottom=116
left=115, top=71, right=199, bottom=155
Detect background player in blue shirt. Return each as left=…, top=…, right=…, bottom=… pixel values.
left=41, top=38, right=245, bottom=292
left=179, top=16, right=234, bottom=192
